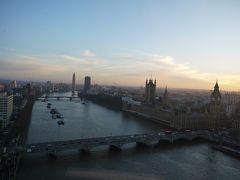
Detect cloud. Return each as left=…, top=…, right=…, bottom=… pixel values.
left=113, top=53, right=196, bottom=77
left=18, top=55, right=38, bottom=60
left=81, top=50, right=96, bottom=57
left=112, top=52, right=240, bottom=90
left=60, top=55, right=86, bottom=63
left=0, top=56, right=67, bottom=81
left=60, top=54, right=107, bottom=67
left=1, top=52, right=240, bottom=90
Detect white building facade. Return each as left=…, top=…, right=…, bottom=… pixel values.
left=0, top=92, right=13, bottom=129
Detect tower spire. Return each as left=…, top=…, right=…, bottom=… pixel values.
left=163, top=85, right=168, bottom=107
left=214, top=80, right=219, bottom=89
left=72, top=72, right=76, bottom=95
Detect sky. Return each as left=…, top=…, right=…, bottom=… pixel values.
left=0, top=0, right=240, bottom=91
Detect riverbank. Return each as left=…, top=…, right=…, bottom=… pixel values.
left=212, top=145, right=240, bottom=158
left=1, top=98, right=35, bottom=180
left=13, top=98, right=34, bottom=180
left=122, top=109, right=240, bottom=158
left=122, top=109, right=172, bottom=129
left=81, top=93, right=122, bottom=110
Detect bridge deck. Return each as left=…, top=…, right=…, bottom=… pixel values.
left=6, top=131, right=214, bottom=154
left=38, top=96, right=80, bottom=99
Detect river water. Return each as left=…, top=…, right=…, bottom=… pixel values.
left=18, top=92, right=240, bottom=180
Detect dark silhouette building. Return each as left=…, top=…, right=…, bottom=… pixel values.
left=210, top=81, right=222, bottom=115
left=209, top=81, right=223, bottom=128
left=162, top=86, right=169, bottom=108
left=84, top=76, right=91, bottom=94
left=145, top=79, right=156, bottom=105
left=72, top=72, right=76, bottom=95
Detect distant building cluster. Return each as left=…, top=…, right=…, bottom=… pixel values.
left=122, top=78, right=240, bottom=135
left=0, top=77, right=79, bottom=130
left=69, top=72, right=92, bottom=95
left=1, top=74, right=239, bottom=137
left=0, top=80, right=43, bottom=130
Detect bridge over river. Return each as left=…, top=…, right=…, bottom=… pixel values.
left=37, top=96, right=81, bottom=101
left=6, top=130, right=238, bottom=155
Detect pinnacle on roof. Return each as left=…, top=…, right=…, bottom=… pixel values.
left=214, top=81, right=219, bottom=89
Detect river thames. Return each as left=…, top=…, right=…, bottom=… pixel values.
left=17, top=93, right=240, bottom=180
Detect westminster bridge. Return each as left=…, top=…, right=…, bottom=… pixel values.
left=4, top=130, right=239, bottom=155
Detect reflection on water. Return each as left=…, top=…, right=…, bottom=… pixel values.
left=18, top=93, right=240, bottom=180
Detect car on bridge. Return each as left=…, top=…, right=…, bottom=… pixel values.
left=165, top=131, right=172, bottom=135
left=27, top=149, right=32, bottom=153
left=185, top=129, right=192, bottom=133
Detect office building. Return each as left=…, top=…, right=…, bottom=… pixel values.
left=0, top=92, right=13, bottom=129
left=84, top=76, right=91, bottom=94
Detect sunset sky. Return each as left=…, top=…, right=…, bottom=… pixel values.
left=1, top=0, right=240, bottom=90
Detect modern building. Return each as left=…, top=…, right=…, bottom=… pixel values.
left=72, top=72, right=76, bottom=95
left=0, top=92, right=13, bottom=129
left=145, top=79, right=156, bottom=105
left=84, top=76, right=91, bottom=94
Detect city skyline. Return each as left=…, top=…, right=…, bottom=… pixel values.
left=1, top=0, right=240, bottom=91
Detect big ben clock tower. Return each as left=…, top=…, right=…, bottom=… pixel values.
left=210, top=81, right=221, bottom=105
left=209, top=81, right=222, bottom=127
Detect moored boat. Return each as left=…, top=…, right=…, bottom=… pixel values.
left=57, top=120, right=64, bottom=125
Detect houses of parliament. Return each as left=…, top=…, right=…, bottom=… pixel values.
left=123, top=79, right=240, bottom=133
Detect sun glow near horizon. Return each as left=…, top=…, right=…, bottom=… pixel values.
left=1, top=0, right=240, bottom=91
left=1, top=51, right=239, bottom=91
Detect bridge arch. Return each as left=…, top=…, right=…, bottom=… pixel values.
left=109, top=144, right=123, bottom=151
left=173, top=136, right=193, bottom=142
left=158, top=139, right=172, bottom=144
left=191, top=135, right=205, bottom=141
